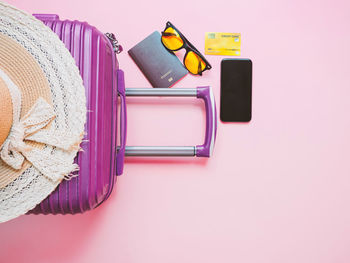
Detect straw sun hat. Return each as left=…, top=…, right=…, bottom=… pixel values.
left=0, top=2, right=86, bottom=222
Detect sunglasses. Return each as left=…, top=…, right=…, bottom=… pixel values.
left=161, top=21, right=212, bottom=76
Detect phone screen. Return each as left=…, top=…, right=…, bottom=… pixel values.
left=220, top=59, right=252, bottom=122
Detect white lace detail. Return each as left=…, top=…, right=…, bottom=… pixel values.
left=0, top=166, right=60, bottom=219
left=0, top=2, right=87, bottom=222
left=0, top=94, right=81, bottom=182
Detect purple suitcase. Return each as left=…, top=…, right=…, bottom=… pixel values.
left=30, top=14, right=217, bottom=215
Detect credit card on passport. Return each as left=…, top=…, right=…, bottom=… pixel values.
left=205, top=32, right=241, bottom=56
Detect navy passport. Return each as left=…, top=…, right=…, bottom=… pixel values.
left=128, top=31, right=188, bottom=88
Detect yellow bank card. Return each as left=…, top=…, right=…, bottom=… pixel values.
left=205, top=32, right=241, bottom=56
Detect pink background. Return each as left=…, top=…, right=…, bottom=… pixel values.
left=2, top=0, right=350, bottom=262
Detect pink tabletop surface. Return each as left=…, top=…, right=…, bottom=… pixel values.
left=2, top=0, right=350, bottom=262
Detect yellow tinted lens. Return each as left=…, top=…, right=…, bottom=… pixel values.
left=162, top=27, right=183, bottom=50
left=184, top=51, right=206, bottom=75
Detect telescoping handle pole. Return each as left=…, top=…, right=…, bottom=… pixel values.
left=124, top=86, right=217, bottom=157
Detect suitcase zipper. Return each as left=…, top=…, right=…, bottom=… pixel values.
left=105, top=33, right=123, bottom=54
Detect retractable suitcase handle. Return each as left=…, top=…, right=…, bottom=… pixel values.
left=123, top=86, right=217, bottom=158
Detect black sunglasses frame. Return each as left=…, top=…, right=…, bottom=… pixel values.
left=161, top=21, right=212, bottom=76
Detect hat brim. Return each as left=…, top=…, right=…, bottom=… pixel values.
left=0, top=2, right=86, bottom=222
left=0, top=33, right=53, bottom=188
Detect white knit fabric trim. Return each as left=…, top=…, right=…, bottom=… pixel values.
left=0, top=94, right=81, bottom=182
left=0, top=2, right=86, bottom=222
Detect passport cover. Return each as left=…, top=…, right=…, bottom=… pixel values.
left=128, top=31, right=188, bottom=88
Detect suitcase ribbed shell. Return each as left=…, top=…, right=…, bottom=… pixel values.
left=30, top=14, right=119, bottom=214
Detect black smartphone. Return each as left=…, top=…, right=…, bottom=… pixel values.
left=220, top=58, right=252, bottom=122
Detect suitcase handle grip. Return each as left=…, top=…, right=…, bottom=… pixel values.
left=196, top=86, right=217, bottom=157
left=116, top=70, right=127, bottom=175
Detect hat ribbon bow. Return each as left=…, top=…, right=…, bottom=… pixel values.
left=0, top=97, right=81, bottom=182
